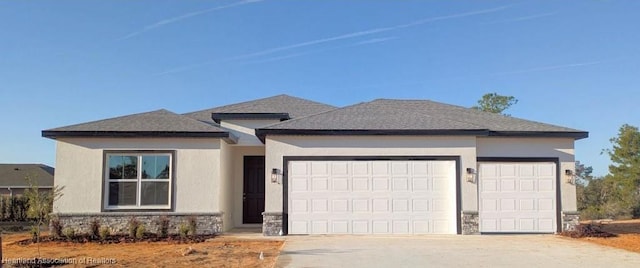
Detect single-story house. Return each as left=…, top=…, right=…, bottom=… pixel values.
left=42, top=95, right=587, bottom=235
left=0, top=164, right=55, bottom=196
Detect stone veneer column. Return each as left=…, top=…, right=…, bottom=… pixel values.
left=562, top=211, right=580, bottom=231
left=262, top=212, right=283, bottom=236
left=461, top=211, right=479, bottom=235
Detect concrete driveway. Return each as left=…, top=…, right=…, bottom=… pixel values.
left=276, top=235, right=640, bottom=267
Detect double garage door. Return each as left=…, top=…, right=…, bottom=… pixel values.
left=287, top=160, right=458, bottom=234
left=287, top=159, right=558, bottom=235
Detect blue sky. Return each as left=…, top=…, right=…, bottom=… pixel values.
left=1, top=0, right=638, bottom=176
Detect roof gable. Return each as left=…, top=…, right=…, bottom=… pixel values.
left=184, top=94, right=337, bottom=123
left=42, top=109, right=236, bottom=141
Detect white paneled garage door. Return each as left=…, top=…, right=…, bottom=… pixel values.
left=479, top=162, right=557, bottom=233
left=287, top=160, right=457, bottom=234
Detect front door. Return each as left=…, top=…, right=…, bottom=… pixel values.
left=243, top=156, right=265, bottom=224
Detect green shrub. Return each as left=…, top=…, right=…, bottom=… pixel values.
left=63, top=227, right=75, bottom=240
left=179, top=223, right=190, bottom=239
left=136, top=224, right=146, bottom=239
left=99, top=226, right=110, bottom=241
left=128, top=217, right=140, bottom=238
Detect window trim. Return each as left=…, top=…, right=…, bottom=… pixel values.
left=102, top=150, right=175, bottom=211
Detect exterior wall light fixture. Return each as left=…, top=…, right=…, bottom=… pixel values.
left=466, top=168, right=476, bottom=183
left=271, top=168, right=281, bottom=183
left=565, top=169, right=575, bottom=184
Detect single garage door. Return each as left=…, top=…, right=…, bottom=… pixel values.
left=287, top=160, right=457, bottom=234
left=479, top=162, right=557, bottom=233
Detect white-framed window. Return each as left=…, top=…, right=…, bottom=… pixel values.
left=104, top=152, right=173, bottom=210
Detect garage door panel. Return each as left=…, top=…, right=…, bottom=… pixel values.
left=519, top=165, right=535, bottom=176
left=352, top=162, right=369, bottom=175
left=479, top=162, right=557, bottom=233
left=332, top=199, right=349, bottom=212
left=539, top=219, right=554, bottom=230
left=291, top=179, right=308, bottom=191
left=500, top=199, right=516, bottom=211
left=393, top=220, right=410, bottom=234
left=392, top=199, right=410, bottom=212
left=500, top=165, right=517, bottom=177
left=412, top=178, right=430, bottom=191
left=372, top=177, right=390, bottom=191
left=412, top=162, right=429, bottom=175
left=539, top=179, right=554, bottom=191
left=311, top=199, right=328, bottom=212
left=352, top=220, right=369, bottom=233
left=538, top=164, right=555, bottom=176
left=392, top=162, right=409, bottom=174
left=413, top=199, right=430, bottom=212
left=353, top=199, right=369, bottom=212
left=481, top=219, right=497, bottom=232
left=520, top=218, right=535, bottom=231
left=352, top=177, right=369, bottom=191
left=372, top=162, right=390, bottom=175
left=289, top=160, right=457, bottom=234
left=520, top=199, right=535, bottom=210
left=501, top=179, right=516, bottom=191
left=482, top=179, right=498, bottom=192
left=538, top=199, right=554, bottom=211
left=332, top=177, right=349, bottom=191
left=392, top=177, right=410, bottom=191
left=433, top=220, right=453, bottom=233
left=331, top=162, right=349, bottom=175
left=312, top=221, right=328, bottom=233
left=290, top=221, right=308, bottom=233
left=372, top=199, right=389, bottom=212
left=520, top=179, right=535, bottom=191
left=292, top=200, right=308, bottom=212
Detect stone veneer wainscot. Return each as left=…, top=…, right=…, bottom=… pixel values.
left=51, top=212, right=223, bottom=235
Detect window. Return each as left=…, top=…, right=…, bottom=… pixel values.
left=105, top=152, right=172, bottom=209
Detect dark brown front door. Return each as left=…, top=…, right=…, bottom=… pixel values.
left=243, top=156, right=265, bottom=224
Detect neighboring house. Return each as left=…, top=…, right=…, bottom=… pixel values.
left=42, top=95, right=587, bottom=236
left=0, top=164, right=54, bottom=196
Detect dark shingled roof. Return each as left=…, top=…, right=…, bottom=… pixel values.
left=184, top=94, right=337, bottom=123
left=42, top=109, right=237, bottom=141
left=256, top=99, right=588, bottom=140
left=0, top=164, right=54, bottom=188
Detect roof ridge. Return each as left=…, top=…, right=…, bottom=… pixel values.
left=262, top=100, right=368, bottom=128
left=184, top=94, right=309, bottom=115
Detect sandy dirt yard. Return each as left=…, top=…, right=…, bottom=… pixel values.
left=1, top=233, right=284, bottom=267
left=574, top=219, right=640, bottom=253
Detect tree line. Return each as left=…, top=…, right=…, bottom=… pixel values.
left=577, top=124, right=640, bottom=219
